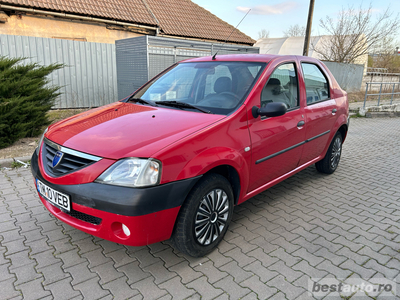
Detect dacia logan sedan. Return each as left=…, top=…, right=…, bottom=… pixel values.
left=31, top=54, right=349, bottom=257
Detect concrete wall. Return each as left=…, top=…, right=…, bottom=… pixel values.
left=362, top=74, right=400, bottom=91
left=0, top=14, right=142, bottom=44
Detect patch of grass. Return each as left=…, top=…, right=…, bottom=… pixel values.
left=350, top=112, right=366, bottom=118
left=11, top=160, right=24, bottom=168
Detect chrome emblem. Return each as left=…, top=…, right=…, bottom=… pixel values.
left=52, top=151, right=64, bottom=168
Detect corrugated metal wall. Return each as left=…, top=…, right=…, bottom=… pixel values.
left=0, top=34, right=117, bottom=109
left=323, top=61, right=364, bottom=92
left=116, top=36, right=260, bottom=100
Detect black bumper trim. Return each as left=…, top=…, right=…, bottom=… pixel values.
left=31, top=151, right=201, bottom=217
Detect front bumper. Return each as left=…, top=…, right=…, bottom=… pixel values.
left=31, top=151, right=200, bottom=246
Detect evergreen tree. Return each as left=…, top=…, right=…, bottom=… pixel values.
left=0, top=57, right=63, bottom=148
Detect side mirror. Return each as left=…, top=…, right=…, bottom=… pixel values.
left=252, top=102, right=288, bottom=118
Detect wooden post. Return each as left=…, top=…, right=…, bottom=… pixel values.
left=303, top=0, right=315, bottom=56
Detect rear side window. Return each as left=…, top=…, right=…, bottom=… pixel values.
left=301, top=63, right=330, bottom=104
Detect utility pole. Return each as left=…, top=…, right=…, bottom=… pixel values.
left=303, top=0, right=315, bottom=56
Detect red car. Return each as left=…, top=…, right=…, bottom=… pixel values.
left=31, top=54, right=349, bottom=257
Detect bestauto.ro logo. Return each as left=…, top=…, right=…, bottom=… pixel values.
left=309, top=278, right=396, bottom=298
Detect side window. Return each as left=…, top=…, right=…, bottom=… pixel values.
left=261, top=63, right=299, bottom=109
left=301, top=63, right=330, bottom=104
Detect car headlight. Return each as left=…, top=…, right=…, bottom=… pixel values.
left=36, top=127, right=48, bottom=155
left=95, top=158, right=161, bottom=187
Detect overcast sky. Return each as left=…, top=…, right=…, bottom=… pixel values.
left=191, top=0, right=400, bottom=43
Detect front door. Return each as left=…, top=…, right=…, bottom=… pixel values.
left=247, top=62, right=306, bottom=192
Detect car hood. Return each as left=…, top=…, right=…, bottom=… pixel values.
left=46, top=102, right=224, bottom=159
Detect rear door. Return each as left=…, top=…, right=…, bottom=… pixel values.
left=298, top=61, right=338, bottom=165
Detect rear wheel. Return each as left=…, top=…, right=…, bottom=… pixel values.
left=315, top=132, right=343, bottom=174
left=171, top=173, right=234, bottom=257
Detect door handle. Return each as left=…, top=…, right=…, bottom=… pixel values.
left=332, top=108, right=337, bottom=114
left=297, top=121, right=305, bottom=127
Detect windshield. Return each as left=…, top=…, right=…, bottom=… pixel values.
left=132, top=61, right=266, bottom=115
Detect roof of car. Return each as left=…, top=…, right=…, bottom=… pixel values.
left=181, top=54, right=304, bottom=63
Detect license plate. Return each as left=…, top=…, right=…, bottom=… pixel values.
left=36, top=179, right=71, bottom=212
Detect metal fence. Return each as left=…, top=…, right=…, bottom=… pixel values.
left=0, top=34, right=117, bottom=109
left=363, top=82, right=400, bottom=108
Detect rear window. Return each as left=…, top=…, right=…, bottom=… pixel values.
left=301, top=63, right=330, bottom=104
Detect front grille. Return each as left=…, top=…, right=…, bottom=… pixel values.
left=42, top=139, right=101, bottom=177
left=67, top=210, right=102, bottom=225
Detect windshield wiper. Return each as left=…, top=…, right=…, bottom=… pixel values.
left=155, top=101, right=211, bottom=114
left=128, top=97, right=157, bottom=107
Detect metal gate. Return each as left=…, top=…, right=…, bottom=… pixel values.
left=116, top=36, right=259, bottom=100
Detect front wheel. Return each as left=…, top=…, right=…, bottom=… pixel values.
left=315, top=132, right=343, bottom=174
left=171, top=173, right=234, bottom=257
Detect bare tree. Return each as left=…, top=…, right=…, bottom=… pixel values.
left=283, top=24, right=306, bottom=37
left=370, top=37, right=400, bottom=72
left=258, top=29, right=270, bottom=39
left=313, top=3, right=400, bottom=64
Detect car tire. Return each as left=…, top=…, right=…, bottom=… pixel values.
left=171, top=173, right=234, bottom=257
left=315, top=132, right=343, bottom=174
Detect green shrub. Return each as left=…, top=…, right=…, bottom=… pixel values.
left=0, top=57, right=63, bottom=149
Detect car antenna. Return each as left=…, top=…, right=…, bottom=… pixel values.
left=212, top=8, right=251, bottom=60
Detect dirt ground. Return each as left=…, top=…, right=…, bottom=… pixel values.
left=0, top=109, right=88, bottom=160
left=0, top=137, right=39, bottom=160
left=347, top=91, right=365, bottom=103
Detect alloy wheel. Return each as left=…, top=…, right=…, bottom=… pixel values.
left=194, top=189, right=230, bottom=245
left=330, top=136, right=342, bottom=169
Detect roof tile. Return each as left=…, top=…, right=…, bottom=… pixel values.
left=0, top=0, right=254, bottom=44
